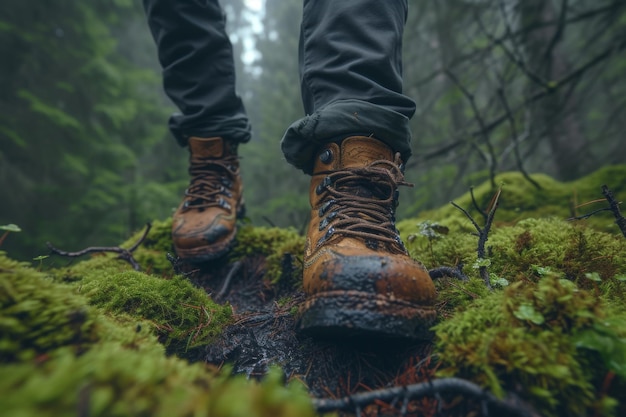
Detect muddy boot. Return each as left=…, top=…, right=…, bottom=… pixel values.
left=172, top=137, right=244, bottom=262
left=299, top=136, right=437, bottom=339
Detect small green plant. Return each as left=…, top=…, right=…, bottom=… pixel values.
left=0, top=224, right=21, bottom=246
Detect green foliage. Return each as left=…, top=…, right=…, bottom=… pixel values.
left=0, top=0, right=184, bottom=261
left=81, top=271, right=232, bottom=356
left=122, top=218, right=176, bottom=275
left=401, top=165, right=626, bottom=237
left=46, top=249, right=232, bottom=357
left=434, top=275, right=626, bottom=417
left=0, top=224, right=22, bottom=232
left=0, top=251, right=316, bottom=417
left=0, top=344, right=315, bottom=417
left=0, top=252, right=162, bottom=363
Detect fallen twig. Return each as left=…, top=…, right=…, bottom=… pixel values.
left=312, top=377, right=536, bottom=417
left=451, top=187, right=502, bottom=289
left=602, top=185, right=626, bottom=238
left=47, top=223, right=151, bottom=271
left=217, top=261, right=243, bottom=299
left=567, top=185, right=626, bottom=238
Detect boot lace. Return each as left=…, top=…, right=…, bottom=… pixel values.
left=183, top=155, right=239, bottom=212
left=314, top=153, right=410, bottom=254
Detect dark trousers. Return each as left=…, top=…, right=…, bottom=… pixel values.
left=143, top=0, right=416, bottom=174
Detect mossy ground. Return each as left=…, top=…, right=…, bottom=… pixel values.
left=1, top=165, right=625, bottom=416
left=0, top=252, right=316, bottom=417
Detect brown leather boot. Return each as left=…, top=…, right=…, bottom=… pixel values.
left=172, top=137, right=244, bottom=262
left=299, top=136, right=437, bottom=339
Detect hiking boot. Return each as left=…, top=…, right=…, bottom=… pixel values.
left=298, top=136, right=437, bottom=339
left=172, top=137, right=244, bottom=262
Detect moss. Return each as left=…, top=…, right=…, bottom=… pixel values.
left=0, top=251, right=317, bottom=417
left=434, top=274, right=626, bottom=417
left=399, top=164, right=626, bottom=236
left=79, top=271, right=232, bottom=356
left=230, top=225, right=305, bottom=284
left=405, top=217, right=625, bottom=281
left=121, top=218, right=175, bottom=276
left=0, top=345, right=317, bottom=417
left=0, top=252, right=99, bottom=362
left=0, top=253, right=160, bottom=360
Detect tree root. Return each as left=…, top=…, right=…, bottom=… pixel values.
left=313, top=377, right=538, bottom=417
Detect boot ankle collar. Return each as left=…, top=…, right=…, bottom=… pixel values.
left=313, top=136, right=396, bottom=173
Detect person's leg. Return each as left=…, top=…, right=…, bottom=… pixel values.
left=291, top=0, right=437, bottom=339
left=143, top=0, right=251, bottom=146
left=143, top=0, right=248, bottom=261
left=282, top=0, right=415, bottom=174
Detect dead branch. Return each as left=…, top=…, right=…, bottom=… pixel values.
left=312, top=377, right=536, bottom=417
left=47, top=223, right=151, bottom=271
left=602, top=185, right=626, bottom=238
left=451, top=187, right=502, bottom=289
left=567, top=185, right=626, bottom=238
left=475, top=9, right=549, bottom=90
left=217, top=261, right=243, bottom=299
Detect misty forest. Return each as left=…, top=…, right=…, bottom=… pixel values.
left=1, top=0, right=626, bottom=416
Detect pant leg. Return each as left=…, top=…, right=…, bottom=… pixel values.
left=282, top=0, right=416, bottom=174
left=143, top=0, right=251, bottom=146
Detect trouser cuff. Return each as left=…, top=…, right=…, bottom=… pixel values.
left=281, top=99, right=412, bottom=174
left=169, top=113, right=252, bottom=147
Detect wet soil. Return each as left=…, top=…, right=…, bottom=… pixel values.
left=180, top=256, right=475, bottom=417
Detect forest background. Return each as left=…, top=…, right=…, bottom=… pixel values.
left=1, top=0, right=625, bottom=261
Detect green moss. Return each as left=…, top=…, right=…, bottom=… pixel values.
left=405, top=217, right=625, bottom=281
left=0, top=345, right=317, bottom=417
left=230, top=225, right=305, bottom=284
left=0, top=251, right=317, bottom=417
left=79, top=271, right=232, bottom=356
left=434, top=275, right=626, bottom=417
left=0, top=252, right=99, bottom=362
left=399, top=164, right=626, bottom=236
left=122, top=218, right=175, bottom=275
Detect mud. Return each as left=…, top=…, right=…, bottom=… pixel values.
left=181, top=256, right=477, bottom=416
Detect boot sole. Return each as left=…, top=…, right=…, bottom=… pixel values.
left=297, top=290, right=437, bottom=340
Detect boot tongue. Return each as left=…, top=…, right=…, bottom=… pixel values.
left=339, top=136, right=394, bottom=169
left=188, top=137, right=224, bottom=158
left=338, top=137, right=395, bottom=199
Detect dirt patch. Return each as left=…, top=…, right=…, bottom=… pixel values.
left=177, top=256, right=470, bottom=416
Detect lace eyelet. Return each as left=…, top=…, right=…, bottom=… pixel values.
left=183, top=201, right=190, bottom=209
left=318, top=199, right=336, bottom=217
left=218, top=198, right=232, bottom=210
left=315, top=176, right=332, bottom=195
left=316, top=226, right=335, bottom=247
left=319, top=148, right=333, bottom=164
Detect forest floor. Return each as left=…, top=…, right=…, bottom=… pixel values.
left=186, top=256, right=443, bottom=415
left=2, top=166, right=626, bottom=417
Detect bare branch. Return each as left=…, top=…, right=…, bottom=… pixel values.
left=602, top=185, right=626, bottom=238
left=312, top=377, right=536, bottom=417
left=47, top=223, right=151, bottom=271
left=544, top=0, right=569, bottom=60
